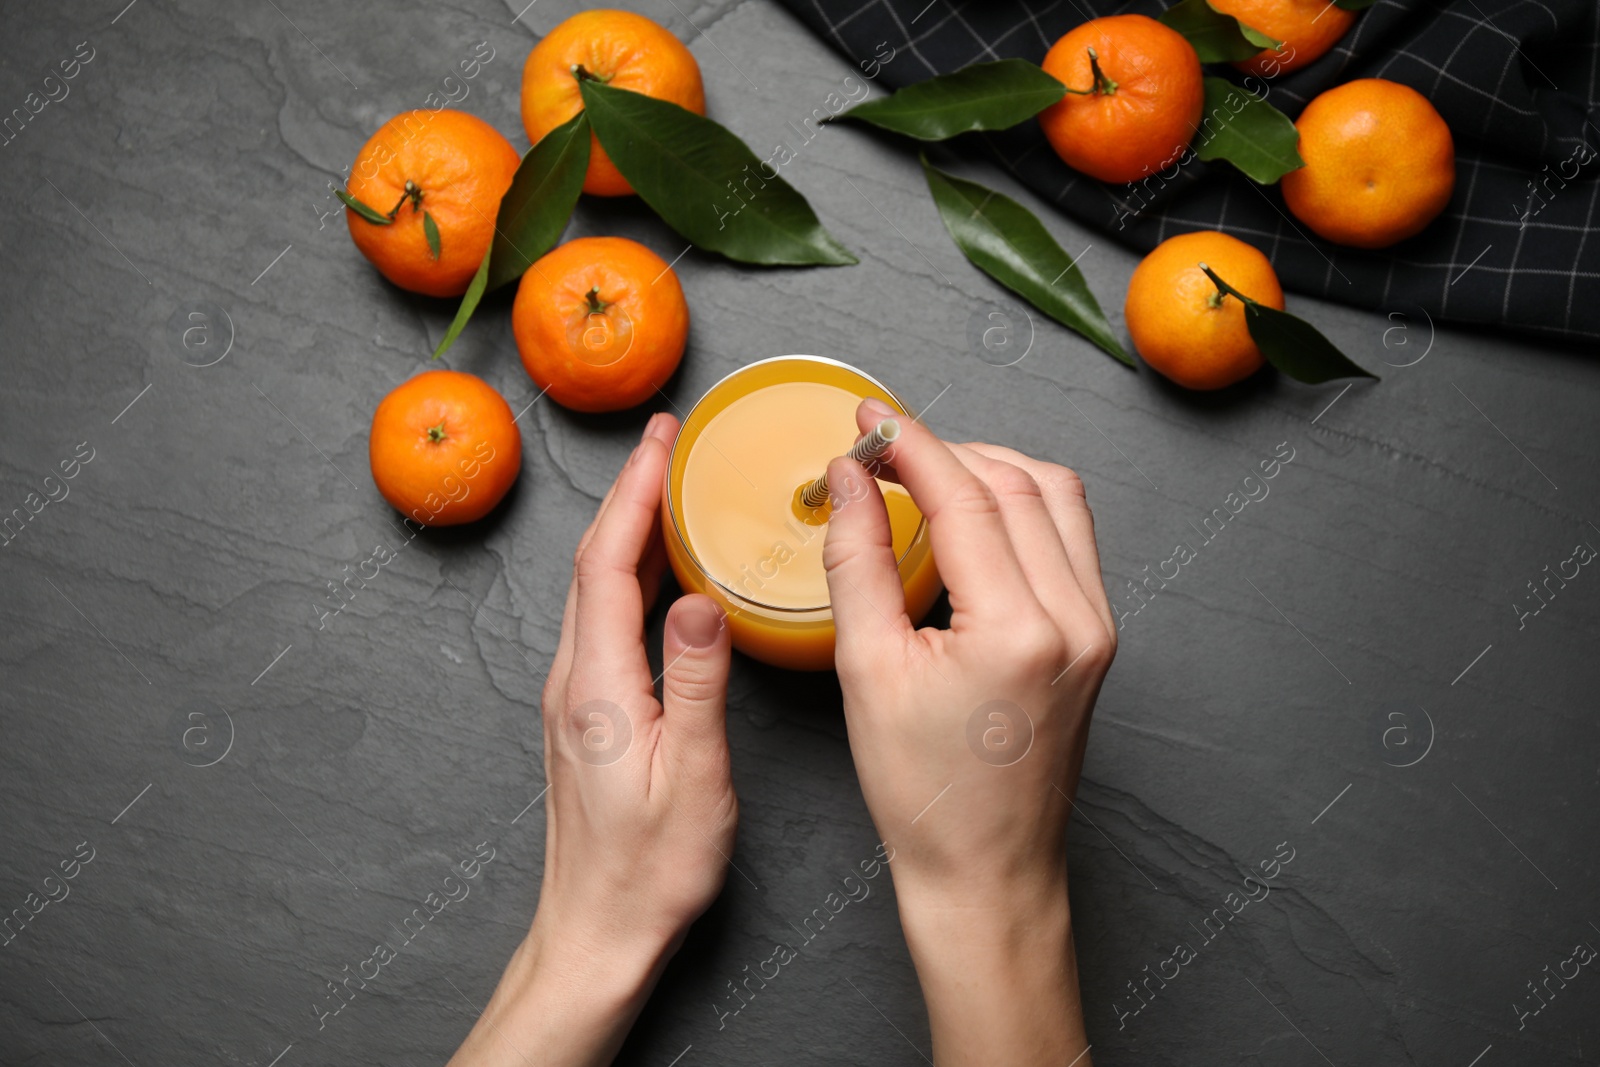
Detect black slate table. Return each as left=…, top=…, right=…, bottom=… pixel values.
left=3, top=1, right=1597, bottom=1065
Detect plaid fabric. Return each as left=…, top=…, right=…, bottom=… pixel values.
left=780, top=0, right=1600, bottom=343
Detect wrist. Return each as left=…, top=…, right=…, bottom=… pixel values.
left=895, top=865, right=1073, bottom=974
left=446, top=913, right=679, bottom=1067
left=894, top=869, right=1090, bottom=1067
left=521, top=907, right=679, bottom=1016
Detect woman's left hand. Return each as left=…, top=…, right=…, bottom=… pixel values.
left=448, top=412, right=737, bottom=1067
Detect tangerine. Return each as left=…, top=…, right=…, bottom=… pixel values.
left=513, top=237, right=689, bottom=413
left=1281, top=78, right=1455, bottom=249
left=345, top=109, right=521, bottom=297
left=369, top=370, right=522, bottom=525
left=1209, top=0, right=1357, bottom=77
left=1124, top=231, right=1284, bottom=390
left=521, top=10, right=705, bottom=197
left=1039, top=15, right=1204, bottom=185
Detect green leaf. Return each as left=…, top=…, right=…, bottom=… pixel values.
left=1237, top=21, right=1281, bottom=48
left=1159, top=0, right=1281, bottom=62
left=920, top=156, right=1130, bottom=366
left=433, top=248, right=492, bottom=360
left=1198, top=263, right=1376, bottom=383
left=423, top=210, right=441, bottom=261
left=1333, top=0, right=1377, bottom=9
left=579, top=78, right=855, bottom=266
left=1245, top=303, right=1377, bottom=382
left=833, top=59, right=1065, bottom=140
left=1193, top=76, right=1303, bottom=184
left=484, top=109, right=592, bottom=291
left=336, top=188, right=390, bottom=225
left=432, top=111, right=590, bottom=359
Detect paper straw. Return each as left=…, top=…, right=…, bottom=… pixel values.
left=796, top=418, right=900, bottom=511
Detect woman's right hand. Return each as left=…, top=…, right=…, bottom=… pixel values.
left=822, top=398, right=1116, bottom=1066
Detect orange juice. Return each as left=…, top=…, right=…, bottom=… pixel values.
left=663, top=356, right=941, bottom=670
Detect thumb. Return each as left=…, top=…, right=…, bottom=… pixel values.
left=821, top=455, right=910, bottom=672
left=660, top=594, right=732, bottom=753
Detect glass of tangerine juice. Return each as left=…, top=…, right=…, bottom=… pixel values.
left=662, top=355, right=942, bottom=671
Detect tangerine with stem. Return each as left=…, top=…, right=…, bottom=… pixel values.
left=344, top=109, right=521, bottom=297
left=521, top=10, right=705, bottom=197
left=369, top=370, right=523, bottom=526
left=512, top=237, right=689, bottom=413
left=1038, top=15, right=1204, bottom=185
left=1124, top=231, right=1284, bottom=390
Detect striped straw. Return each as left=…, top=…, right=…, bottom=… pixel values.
left=796, top=418, right=901, bottom=511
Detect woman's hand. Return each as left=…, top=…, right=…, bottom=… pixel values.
left=823, top=398, right=1115, bottom=1066
left=448, top=412, right=736, bottom=1067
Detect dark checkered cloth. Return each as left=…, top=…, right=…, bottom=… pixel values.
left=780, top=0, right=1600, bottom=344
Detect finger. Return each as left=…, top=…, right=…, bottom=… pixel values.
left=964, top=443, right=1113, bottom=637
left=570, top=431, right=672, bottom=693
left=644, top=410, right=681, bottom=447
left=572, top=412, right=679, bottom=563
left=821, top=454, right=912, bottom=667
left=638, top=412, right=678, bottom=617
left=852, top=402, right=903, bottom=486
left=658, top=595, right=732, bottom=763
left=550, top=574, right=579, bottom=691
left=946, top=444, right=1100, bottom=643
left=552, top=412, right=680, bottom=688
left=543, top=575, right=580, bottom=781
left=853, top=399, right=1037, bottom=627
left=639, top=528, right=669, bottom=617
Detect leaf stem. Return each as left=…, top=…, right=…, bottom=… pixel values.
left=1198, top=262, right=1258, bottom=308
left=585, top=286, right=608, bottom=314
left=1087, top=47, right=1118, bottom=95
left=571, top=64, right=612, bottom=84
left=388, top=178, right=423, bottom=220
left=1059, top=47, right=1118, bottom=96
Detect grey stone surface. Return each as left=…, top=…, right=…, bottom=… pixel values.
left=1, top=0, right=1597, bottom=1065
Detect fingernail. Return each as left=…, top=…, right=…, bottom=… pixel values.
left=641, top=413, right=664, bottom=442
left=671, top=598, right=724, bottom=649
left=862, top=398, right=895, bottom=417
